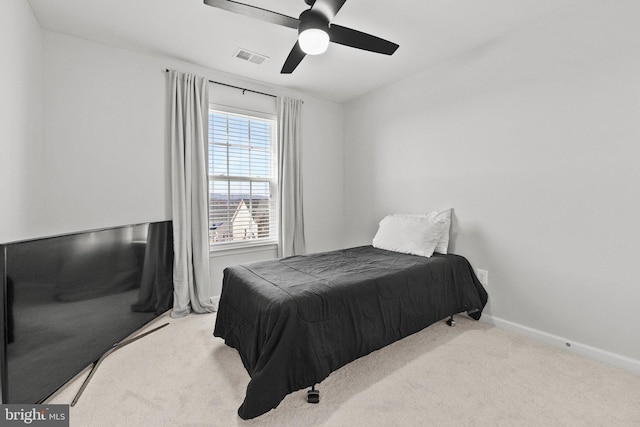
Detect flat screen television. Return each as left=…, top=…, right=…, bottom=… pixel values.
left=0, top=220, right=174, bottom=404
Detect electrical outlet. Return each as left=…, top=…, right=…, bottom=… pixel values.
left=476, top=269, right=489, bottom=287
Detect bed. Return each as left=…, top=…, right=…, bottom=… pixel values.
left=213, top=245, right=488, bottom=419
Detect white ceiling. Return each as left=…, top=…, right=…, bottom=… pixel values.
left=28, top=0, right=583, bottom=103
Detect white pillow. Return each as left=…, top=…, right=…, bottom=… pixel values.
left=372, top=214, right=446, bottom=257
left=392, top=208, right=453, bottom=254
left=427, top=208, right=452, bottom=254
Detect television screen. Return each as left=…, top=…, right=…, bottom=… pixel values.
left=1, top=221, right=173, bottom=404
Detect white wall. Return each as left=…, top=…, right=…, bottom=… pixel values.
left=344, top=0, right=640, bottom=366
left=0, top=0, right=44, bottom=242
left=39, top=32, right=344, bottom=295
left=42, top=33, right=170, bottom=235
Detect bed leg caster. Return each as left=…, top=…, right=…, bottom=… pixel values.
left=307, top=385, right=320, bottom=404
left=446, top=316, right=455, bottom=327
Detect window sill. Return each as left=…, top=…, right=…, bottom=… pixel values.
left=209, top=240, right=278, bottom=257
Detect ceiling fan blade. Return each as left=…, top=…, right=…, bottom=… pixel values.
left=203, top=0, right=299, bottom=29
left=311, top=0, right=348, bottom=21
left=328, top=25, right=399, bottom=55
left=281, top=41, right=307, bottom=74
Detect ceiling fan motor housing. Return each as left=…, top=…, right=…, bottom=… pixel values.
left=297, top=9, right=331, bottom=55
left=298, top=9, right=330, bottom=35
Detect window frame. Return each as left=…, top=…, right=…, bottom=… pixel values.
left=207, top=104, right=278, bottom=252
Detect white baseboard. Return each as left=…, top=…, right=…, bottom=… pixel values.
left=480, top=314, right=640, bottom=376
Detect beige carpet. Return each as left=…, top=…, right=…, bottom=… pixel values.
left=48, top=312, right=640, bottom=426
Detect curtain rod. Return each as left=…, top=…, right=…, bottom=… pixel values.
left=165, top=69, right=276, bottom=99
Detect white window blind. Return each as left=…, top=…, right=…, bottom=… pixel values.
left=208, top=109, right=277, bottom=248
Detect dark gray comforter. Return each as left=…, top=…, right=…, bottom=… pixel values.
left=213, top=245, right=488, bottom=419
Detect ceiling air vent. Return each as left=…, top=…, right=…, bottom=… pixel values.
left=234, top=48, right=269, bottom=65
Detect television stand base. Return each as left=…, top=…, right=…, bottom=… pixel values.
left=71, top=322, right=170, bottom=406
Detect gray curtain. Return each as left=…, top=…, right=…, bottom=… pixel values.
left=169, top=70, right=215, bottom=317
left=277, top=97, right=306, bottom=258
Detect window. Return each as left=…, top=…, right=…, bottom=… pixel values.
left=208, top=108, right=277, bottom=249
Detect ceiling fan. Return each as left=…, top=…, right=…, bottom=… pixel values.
left=203, top=0, right=399, bottom=74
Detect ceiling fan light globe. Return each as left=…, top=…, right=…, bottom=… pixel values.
left=299, top=29, right=330, bottom=55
